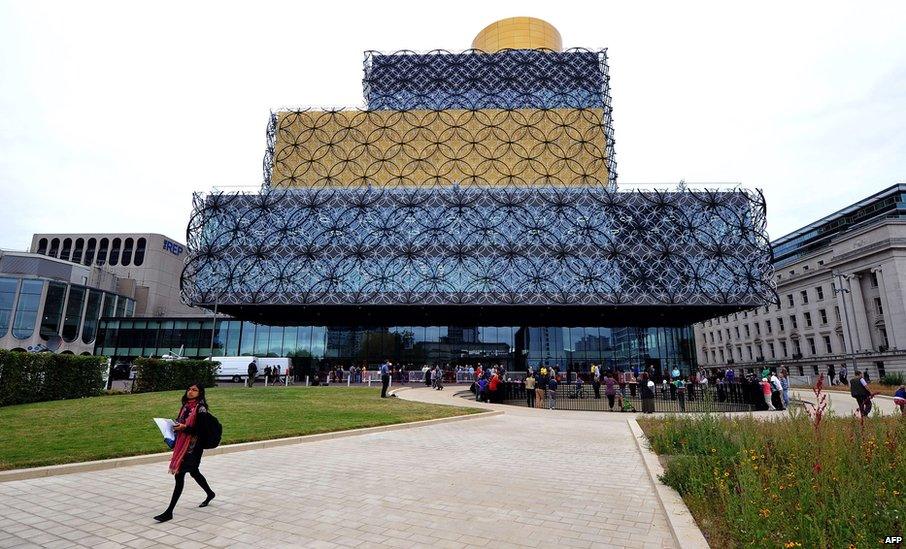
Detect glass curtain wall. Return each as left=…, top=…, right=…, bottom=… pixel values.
left=0, top=277, right=18, bottom=337
left=61, top=286, right=86, bottom=342
left=40, top=282, right=67, bottom=340
left=12, top=280, right=44, bottom=339
left=94, top=321, right=698, bottom=376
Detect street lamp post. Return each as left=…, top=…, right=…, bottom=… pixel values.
left=832, top=271, right=857, bottom=377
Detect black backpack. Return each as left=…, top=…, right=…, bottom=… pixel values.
left=199, top=412, right=223, bottom=449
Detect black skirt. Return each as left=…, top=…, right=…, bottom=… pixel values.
left=179, top=446, right=204, bottom=473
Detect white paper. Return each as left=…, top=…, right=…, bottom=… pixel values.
left=153, top=418, right=176, bottom=442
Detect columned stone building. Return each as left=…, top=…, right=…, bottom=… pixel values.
left=694, top=183, right=906, bottom=380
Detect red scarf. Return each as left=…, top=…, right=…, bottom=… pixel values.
left=168, top=399, right=199, bottom=474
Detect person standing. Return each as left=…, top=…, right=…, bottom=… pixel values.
left=380, top=359, right=391, bottom=398
left=849, top=370, right=873, bottom=417
left=604, top=372, right=616, bottom=411
left=154, top=384, right=216, bottom=522
left=760, top=378, right=776, bottom=411
left=674, top=376, right=686, bottom=412
left=639, top=373, right=655, bottom=414
left=826, top=364, right=836, bottom=386
left=769, top=371, right=784, bottom=411
left=591, top=364, right=601, bottom=399
left=547, top=375, right=558, bottom=410
left=838, top=364, right=848, bottom=386
left=524, top=373, right=536, bottom=407
left=246, top=359, right=258, bottom=388
left=263, top=365, right=272, bottom=385
left=779, top=368, right=790, bottom=409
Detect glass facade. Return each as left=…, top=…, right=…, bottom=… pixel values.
left=12, top=279, right=43, bottom=339
left=95, top=319, right=696, bottom=376
left=0, top=275, right=133, bottom=344
left=0, top=277, right=18, bottom=337
left=61, top=286, right=86, bottom=342
left=39, top=282, right=67, bottom=340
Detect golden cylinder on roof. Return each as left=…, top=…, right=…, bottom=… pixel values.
left=472, top=17, right=562, bottom=52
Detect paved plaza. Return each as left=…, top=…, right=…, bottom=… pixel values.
left=0, top=388, right=677, bottom=549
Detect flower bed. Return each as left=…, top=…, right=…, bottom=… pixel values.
left=638, top=412, right=906, bottom=547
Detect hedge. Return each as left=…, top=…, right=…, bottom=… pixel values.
left=0, top=350, right=107, bottom=407
left=133, top=358, right=219, bottom=393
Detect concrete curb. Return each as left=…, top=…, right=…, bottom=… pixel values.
left=628, top=418, right=710, bottom=549
left=0, top=409, right=501, bottom=483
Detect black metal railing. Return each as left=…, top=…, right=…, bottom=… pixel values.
left=479, top=381, right=756, bottom=412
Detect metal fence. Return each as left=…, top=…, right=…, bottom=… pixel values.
left=486, top=382, right=756, bottom=413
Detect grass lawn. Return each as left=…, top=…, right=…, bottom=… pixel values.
left=0, top=387, right=480, bottom=471
left=638, top=412, right=906, bottom=548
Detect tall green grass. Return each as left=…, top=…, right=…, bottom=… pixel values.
left=639, top=411, right=906, bottom=547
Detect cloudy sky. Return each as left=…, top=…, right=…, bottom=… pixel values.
left=1, top=0, right=904, bottom=250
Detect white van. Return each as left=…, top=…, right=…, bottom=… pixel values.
left=210, top=357, right=291, bottom=383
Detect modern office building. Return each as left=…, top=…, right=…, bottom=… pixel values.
left=0, top=250, right=135, bottom=354
left=693, top=183, right=906, bottom=379
left=30, top=233, right=199, bottom=317
left=98, top=18, right=774, bottom=375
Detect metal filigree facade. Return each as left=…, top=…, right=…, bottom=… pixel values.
left=263, top=49, right=616, bottom=189
left=189, top=45, right=775, bottom=323
left=182, top=185, right=774, bottom=309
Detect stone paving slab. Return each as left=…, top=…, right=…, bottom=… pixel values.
left=0, top=389, right=679, bottom=548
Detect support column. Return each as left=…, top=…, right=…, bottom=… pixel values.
left=847, top=274, right=873, bottom=351
left=873, top=266, right=899, bottom=350
left=835, top=279, right=855, bottom=355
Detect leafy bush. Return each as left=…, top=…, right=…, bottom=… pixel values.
left=880, top=372, right=905, bottom=386
left=0, top=350, right=107, bottom=406
left=132, top=358, right=219, bottom=393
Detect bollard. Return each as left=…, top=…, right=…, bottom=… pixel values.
left=285, top=374, right=289, bottom=387
left=264, top=376, right=268, bottom=387
left=368, top=377, right=372, bottom=387
left=347, top=376, right=351, bottom=387
left=305, top=375, right=309, bottom=387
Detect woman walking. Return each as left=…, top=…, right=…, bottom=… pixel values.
left=154, top=384, right=216, bottom=522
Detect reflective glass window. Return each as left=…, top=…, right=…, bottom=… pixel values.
left=12, top=279, right=43, bottom=339
left=60, top=238, right=72, bottom=261
left=114, top=297, right=127, bottom=317
left=0, top=277, right=18, bottom=337
left=121, top=238, right=134, bottom=266
left=62, top=286, right=86, bottom=342
left=81, top=289, right=103, bottom=344
left=109, top=238, right=121, bottom=266
left=239, top=321, right=256, bottom=356
left=40, top=282, right=67, bottom=339
left=85, top=238, right=97, bottom=265
left=102, top=293, right=116, bottom=317
left=125, top=299, right=135, bottom=317
left=97, top=238, right=109, bottom=265
left=134, top=237, right=146, bottom=266
left=36, top=238, right=48, bottom=255
left=72, top=238, right=84, bottom=263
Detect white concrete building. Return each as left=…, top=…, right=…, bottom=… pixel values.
left=694, top=184, right=906, bottom=381
left=0, top=250, right=135, bottom=354
left=29, top=233, right=199, bottom=317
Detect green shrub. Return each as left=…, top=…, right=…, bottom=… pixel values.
left=0, top=350, right=107, bottom=406
left=880, top=372, right=905, bottom=386
left=132, top=358, right=219, bottom=393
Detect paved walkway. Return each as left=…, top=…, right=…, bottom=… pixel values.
left=0, top=387, right=678, bottom=549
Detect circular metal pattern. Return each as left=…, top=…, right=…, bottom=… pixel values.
left=181, top=185, right=775, bottom=308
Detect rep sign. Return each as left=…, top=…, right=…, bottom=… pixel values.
left=163, top=240, right=184, bottom=256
